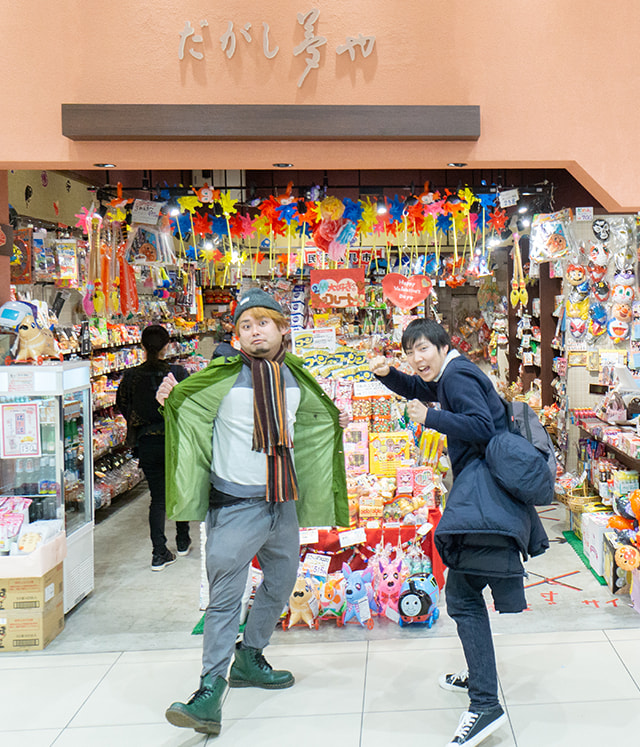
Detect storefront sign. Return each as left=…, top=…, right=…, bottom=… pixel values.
left=382, top=273, right=432, bottom=310
left=179, top=8, right=376, bottom=88
left=310, top=269, right=365, bottom=308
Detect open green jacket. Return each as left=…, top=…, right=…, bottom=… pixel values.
left=162, top=353, right=349, bottom=527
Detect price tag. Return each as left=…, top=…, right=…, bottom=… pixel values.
left=498, top=188, right=519, bottom=208
left=338, top=527, right=367, bottom=548
left=366, top=519, right=381, bottom=529
left=299, top=528, right=319, bottom=545
left=417, top=522, right=433, bottom=536
left=385, top=606, right=400, bottom=624
left=131, top=199, right=162, bottom=225
left=301, top=553, right=331, bottom=580
left=576, top=207, right=594, bottom=221
left=353, top=380, right=391, bottom=397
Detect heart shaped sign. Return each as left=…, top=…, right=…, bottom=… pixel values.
left=382, top=274, right=433, bottom=310
left=0, top=227, right=5, bottom=247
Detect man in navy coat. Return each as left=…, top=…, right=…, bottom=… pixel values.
left=371, top=318, right=548, bottom=747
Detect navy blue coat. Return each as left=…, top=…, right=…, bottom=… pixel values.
left=378, top=356, right=549, bottom=573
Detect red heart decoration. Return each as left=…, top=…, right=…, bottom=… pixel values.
left=381, top=274, right=433, bottom=310
left=0, top=227, right=5, bottom=247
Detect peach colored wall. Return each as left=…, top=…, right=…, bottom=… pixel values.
left=1, top=1, right=639, bottom=210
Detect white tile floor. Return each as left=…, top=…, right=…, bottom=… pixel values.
left=1, top=496, right=639, bottom=746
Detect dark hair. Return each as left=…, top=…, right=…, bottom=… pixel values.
left=401, top=319, right=451, bottom=354
left=141, top=325, right=170, bottom=364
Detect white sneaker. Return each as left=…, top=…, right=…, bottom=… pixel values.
left=439, top=669, right=469, bottom=693
left=446, top=707, right=507, bottom=746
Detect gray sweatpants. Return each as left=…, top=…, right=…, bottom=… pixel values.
left=201, top=498, right=299, bottom=679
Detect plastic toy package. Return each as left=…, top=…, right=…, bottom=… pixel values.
left=530, top=208, right=575, bottom=263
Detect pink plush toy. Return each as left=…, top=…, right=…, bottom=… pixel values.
left=376, top=558, right=405, bottom=614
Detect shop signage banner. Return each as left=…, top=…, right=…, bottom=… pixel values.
left=381, top=273, right=432, bottom=310
left=309, top=269, right=365, bottom=308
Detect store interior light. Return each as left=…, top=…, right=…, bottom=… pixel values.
left=518, top=205, right=529, bottom=213
left=170, top=207, right=180, bottom=217
left=93, top=163, right=116, bottom=168
left=377, top=202, right=387, bottom=214
left=447, top=162, right=467, bottom=168
left=273, top=163, right=293, bottom=168
left=204, top=240, right=213, bottom=250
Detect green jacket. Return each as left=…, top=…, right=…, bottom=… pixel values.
left=162, top=352, right=349, bottom=527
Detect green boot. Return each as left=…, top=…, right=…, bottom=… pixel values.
left=165, top=673, right=226, bottom=735
left=229, top=644, right=295, bottom=689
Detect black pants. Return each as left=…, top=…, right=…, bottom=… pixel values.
left=446, top=569, right=526, bottom=712
left=137, top=435, right=190, bottom=555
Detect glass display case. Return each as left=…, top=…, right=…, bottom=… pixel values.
left=0, top=361, right=94, bottom=612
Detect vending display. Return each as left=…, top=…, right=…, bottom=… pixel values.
left=0, top=362, right=94, bottom=612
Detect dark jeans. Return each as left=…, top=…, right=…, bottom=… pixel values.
left=137, top=435, right=190, bottom=555
left=445, top=569, right=526, bottom=712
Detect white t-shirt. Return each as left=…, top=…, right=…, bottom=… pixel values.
left=211, top=364, right=300, bottom=497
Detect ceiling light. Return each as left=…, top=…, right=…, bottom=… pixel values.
left=273, top=163, right=293, bottom=168
left=447, top=162, right=467, bottom=168
left=518, top=205, right=529, bottom=213
left=93, top=163, right=116, bottom=168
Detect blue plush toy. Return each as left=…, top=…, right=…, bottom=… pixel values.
left=341, top=562, right=379, bottom=629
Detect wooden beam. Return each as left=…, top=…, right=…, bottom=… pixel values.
left=61, top=104, right=480, bottom=141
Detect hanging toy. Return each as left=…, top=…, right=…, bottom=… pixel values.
left=607, top=318, right=629, bottom=343
left=569, top=317, right=588, bottom=340
left=588, top=303, right=608, bottom=338
left=592, top=281, right=610, bottom=302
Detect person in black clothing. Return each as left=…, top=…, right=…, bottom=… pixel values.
left=116, top=325, right=191, bottom=571
left=370, top=318, right=548, bottom=747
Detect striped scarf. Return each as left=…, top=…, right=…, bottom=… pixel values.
left=240, top=347, right=299, bottom=503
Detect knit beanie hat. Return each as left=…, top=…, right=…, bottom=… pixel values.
left=233, top=288, right=284, bottom=325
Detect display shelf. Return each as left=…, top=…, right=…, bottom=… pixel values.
left=577, top=421, right=640, bottom=471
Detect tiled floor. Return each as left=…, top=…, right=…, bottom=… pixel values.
left=1, top=495, right=639, bottom=746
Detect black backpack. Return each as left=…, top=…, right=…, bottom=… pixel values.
left=484, top=399, right=556, bottom=506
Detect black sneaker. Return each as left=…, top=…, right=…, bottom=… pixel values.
left=439, top=669, right=469, bottom=693
left=152, top=549, right=177, bottom=571
left=446, top=706, right=507, bottom=746
left=176, top=538, right=191, bottom=557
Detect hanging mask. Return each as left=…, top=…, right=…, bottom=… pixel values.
left=589, top=303, right=607, bottom=337
left=566, top=296, right=589, bottom=319
left=607, top=318, right=629, bottom=343
left=566, top=263, right=587, bottom=286
left=611, top=302, right=633, bottom=322
left=614, top=268, right=635, bottom=286
left=633, top=302, right=640, bottom=320
left=570, top=318, right=587, bottom=339
left=589, top=242, right=609, bottom=266
left=592, top=218, right=610, bottom=241
left=592, top=280, right=610, bottom=302
left=611, top=284, right=635, bottom=305
left=587, top=261, right=607, bottom=283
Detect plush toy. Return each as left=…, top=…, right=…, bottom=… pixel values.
left=318, top=574, right=346, bottom=621
left=376, top=558, right=405, bottom=614
left=342, top=562, right=379, bottom=629
left=397, top=572, right=440, bottom=628
left=288, top=574, right=319, bottom=629
left=0, top=301, right=61, bottom=364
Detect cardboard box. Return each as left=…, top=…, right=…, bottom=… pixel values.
left=602, top=531, right=632, bottom=595
left=0, top=598, right=64, bottom=651
left=0, top=532, right=66, bottom=578
left=581, top=513, right=614, bottom=577
left=0, top=562, right=63, bottom=613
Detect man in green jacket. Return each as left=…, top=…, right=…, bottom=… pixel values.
left=159, top=288, right=349, bottom=736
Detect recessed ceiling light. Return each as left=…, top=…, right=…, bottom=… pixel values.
left=93, top=163, right=116, bottom=168
left=447, top=162, right=467, bottom=168
left=273, top=163, right=293, bottom=168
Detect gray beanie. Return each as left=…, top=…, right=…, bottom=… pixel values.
left=233, top=288, right=284, bottom=325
